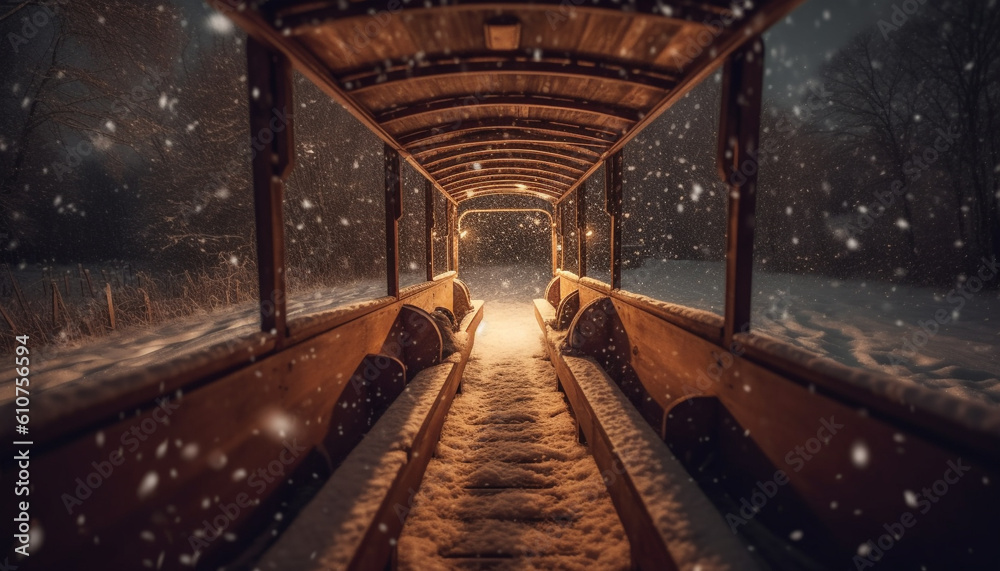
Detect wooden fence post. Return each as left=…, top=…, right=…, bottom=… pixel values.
left=140, top=288, right=153, bottom=323
left=105, top=283, right=116, bottom=330
left=84, top=269, right=95, bottom=297
left=0, top=302, right=16, bottom=331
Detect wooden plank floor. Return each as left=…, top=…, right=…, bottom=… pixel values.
left=398, top=301, right=630, bottom=570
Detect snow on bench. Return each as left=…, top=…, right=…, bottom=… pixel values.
left=563, top=355, right=755, bottom=571
left=259, top=300, right=484, bottom=570
left=257, top=363, right=454, bottom=570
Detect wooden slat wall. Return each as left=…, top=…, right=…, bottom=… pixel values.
left=549, top=276, right=1000, bottom=569
left=0, top=276, right=461, bottom=570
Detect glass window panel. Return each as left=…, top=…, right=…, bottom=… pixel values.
left=621, top=75, right=727, bottom=314
left=432, top=191, right=450, bottom=276
left=753, top=0, right=1000, bottom=402
left=284, top=73, right=386, bottom=316
left=583, top=164, right=610, bottom=283
left=0, top=2, right=258, bottom=391
left=561, top=190, right=580, bottom=275
left=399, top=163, right=428, bottom=288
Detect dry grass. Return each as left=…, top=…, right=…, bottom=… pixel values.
left=0, top=257, right=259, bottom=355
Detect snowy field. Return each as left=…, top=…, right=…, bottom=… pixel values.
left=0, top=279, right=386, bottom=402
left=5, top=261, right=997, bottom=408
left=625, top=259, right=1000, bottom=406
left=459, top=263, right=553, bottom=302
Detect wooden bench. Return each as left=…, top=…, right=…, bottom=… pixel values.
left=258, top=301, right=484, bottom=570
left=535, top=289, right=752, bottom=571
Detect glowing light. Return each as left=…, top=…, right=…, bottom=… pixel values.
left=585, top=230, right=594, bottom=237
left=515, top=183, right=527, bottom=190
left=206, top=13, right=234, bottom=34
left=460, top=230, right=469, bottom=238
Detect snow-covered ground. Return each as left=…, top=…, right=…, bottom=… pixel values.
left=6, top=260, right=997, bottom=408
left=459, top=263, right=552, bottom=301
left=398, top=301, right=630, bottom=568
left=625, top=259, right=1000, bottom=406
left=0, top=279, right=386, bottom=402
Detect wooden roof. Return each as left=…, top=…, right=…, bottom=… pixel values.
left=214, top=0, right=803, bottom=203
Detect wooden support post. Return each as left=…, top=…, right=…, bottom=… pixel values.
left=605, top=150, right=624, bottom=290
left=552, top=203, right=562, bottom=273
left=105, top=282, right=116, bottom=330
left=425, top=179, right=434, bottom=281
left=84, top=269, right=95, bottom=297
left=718, top=38, right=765, bottom=346
left=64, top=273, right=70, bottom=296
left=577, top=188, right=587, bottom=277
left=448, top=202, right=459, bottom=273
left=551, top=206, right=559, bottom=276
left=248, top=37, right=294, bottom=339
left=385, top=144, right=402, bottom=297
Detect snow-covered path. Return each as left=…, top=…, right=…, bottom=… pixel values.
left=398, top=301, right=630, bottom=570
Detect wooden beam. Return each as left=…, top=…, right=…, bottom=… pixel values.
left=577, top=187, right=587, bottom=277
left=605, top=150, right=624, bottom=290
left=444, top=178, right=567, bottom=197
left=376, top=95, right=643, bottom=125
left=447, top=202, right=459, bottom=272
left=719, top=39, right=764, bottom=346
left=342, top=54, right=676, bottom=93
left=399, top=119, right=617, bottom=148
left=429, top=157, right=587, bottom=179
left=450, top=188, right=560, bottom=202
left=425, top=178, right=434, bottom=282
left=437, top=166, right=578, bottom=186
left=385, top=144, right=402, bottom=297
left=548, top=0, right=807, bottom=205
left=423, top=147, right=594, bottom=170
left=247, top=37, right=293, bottom=339
left=274, top=0, right=731, bottom=30
left=208, top=0, right=457, bottom=216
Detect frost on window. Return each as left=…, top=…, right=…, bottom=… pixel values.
left=561, top=190, right=580, bottom=275
left=621, top=75, right=727, bottom=314
left=583, top=164, right=610, bottom=284
left=753, top=1, right=1000, bottom=404
left=399, top=162, right=428, bottom=288
left=0, top=1, right=256, bottom=390
left=283, top=73, right=386, bottom=315
left=432, top=190, right=450, bottom=276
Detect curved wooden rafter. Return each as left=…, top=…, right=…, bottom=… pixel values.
left=410, top=138, right=608, bottom=165
left=397, top=119, right=619, bottom=147
left=273, top=0, right=732, bottom=31
left=449, top=188, right=560, bottom=202
left=422, top=147, right=595, bottom=170
left=437, top=166, right=578, bottom=186
left=341, top=53, right=677, bottom=93
left=429, top=158, right=587, bottom=179
left=446, top=180, right=567, bottom=198
left=376, top=95, right=643, bottom=126
left=444, top=173, right=569, bottom=191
